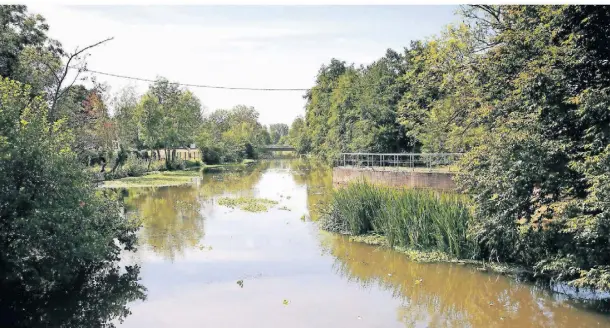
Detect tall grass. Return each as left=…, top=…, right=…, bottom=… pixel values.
left=322, top=181, right=477, bottom=258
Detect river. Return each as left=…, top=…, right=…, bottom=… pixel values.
left=117, top=159, right=610, bottom=328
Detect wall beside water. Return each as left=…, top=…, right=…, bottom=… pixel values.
left=332, top=167, right=457, bottom=190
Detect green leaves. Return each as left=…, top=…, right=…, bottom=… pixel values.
left=196, top=105, right=268, bottom=164
left=303, top=52, right=412, bottom=161
left=302, top=5, right=610, bottom=289
left=0, top=78, right=146, bottom=327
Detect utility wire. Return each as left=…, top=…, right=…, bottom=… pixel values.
left=84, top=69, right=311, bottom=92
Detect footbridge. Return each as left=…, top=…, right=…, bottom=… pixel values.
left=332, top=153, right=463, bottom=190
left=263, top=145, right=296, bottom=151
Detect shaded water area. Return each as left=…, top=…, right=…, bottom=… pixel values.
left=117, top=159, right=610, bottom=327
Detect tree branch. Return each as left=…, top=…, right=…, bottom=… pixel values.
left=472, top=5, right=502, bottom=25
left=48, top=37, right=114, bottom=125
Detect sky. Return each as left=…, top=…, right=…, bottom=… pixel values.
left=29, top=5, right=459, bottom=126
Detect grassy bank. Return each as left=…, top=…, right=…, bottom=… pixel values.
left=100, top=170, right=202, bottom=188
left=100, top=159, right=256, bottom=188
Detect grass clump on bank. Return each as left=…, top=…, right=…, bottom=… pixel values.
left=321, top=181, right=477, bottom=259
left=217, top=196, right=278, bottom=212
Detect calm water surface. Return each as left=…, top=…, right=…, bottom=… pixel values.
left=119, top=160, right=610, bottom=328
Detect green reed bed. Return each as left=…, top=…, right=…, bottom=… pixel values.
left=321, top=181, right=477, bottom=259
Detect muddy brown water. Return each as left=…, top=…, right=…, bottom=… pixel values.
left=118, top=159, right=610, bottom=328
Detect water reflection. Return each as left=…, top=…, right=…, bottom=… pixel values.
left=289, top=159, right=333, bottom=221
left=123, top=186, right=205, bottom=261
left=327, top=235, right=610, bottom=327
left=118, top=159, right=610, bottom=328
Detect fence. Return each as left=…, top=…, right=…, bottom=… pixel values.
left=334, top=153, right=463, bottom=172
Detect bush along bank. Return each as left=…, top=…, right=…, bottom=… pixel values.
left=320, top=182, right=530, bottom=277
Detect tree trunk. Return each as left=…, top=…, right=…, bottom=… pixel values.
left=100, top=157, right=106, bottom=173
left=111, top=158, right=120, bottom=173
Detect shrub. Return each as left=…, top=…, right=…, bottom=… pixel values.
left=166, top=158, right=186, bottom=171
left=122, top=156, right=148, bottom=177
left=150, top=160, right=166, bottom=171
left=185, top=159, right=202, bottom=168
left=0, top=78, right=146, bottom=326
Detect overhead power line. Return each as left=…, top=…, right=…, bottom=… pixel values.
left=84, top=69, right=311, bottom=92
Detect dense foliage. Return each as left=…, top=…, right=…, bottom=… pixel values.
left=309, top=5, right=610, bottom=289
left=301, top=53, right=413, bottom=161
left=284, top=116, right=309, bottom=154
left=456, top=5, right=610, bottom=290
left=0, top=78, right=146, bottom=327
left=0, top=6, right=148, bottom=327
left=196, top=105, right=270, bottom=164
left=268, top=123, right=289, bottom=145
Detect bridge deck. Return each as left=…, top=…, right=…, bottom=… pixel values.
left=263, top=145, right=296, bottom=151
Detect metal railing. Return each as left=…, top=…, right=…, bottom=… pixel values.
left=334, top=153, right=463, bottom=172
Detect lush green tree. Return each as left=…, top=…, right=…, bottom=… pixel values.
left=0, top=5, right=63, bottom=82
left=54, top=84, right=118, bottom=167
left=303, top=51, right=413, bottom=161
left=398, top=24, right=486, bottom=153
left=286, top=116, right=310, bottom=154
left=351, top=49, right=412, bottom=153
left=0, top=78, right=145, bottom=327
left=196, top=105, right=269, bottom=163
left=455, top=5, right=610, bottom=289
left=304, top=58, right=348, bottom=161
left=138, top=77, right=203, bottom=167
left=112, top=85, right=142, bottom=150
left=269, top=123, right=289, bottom=144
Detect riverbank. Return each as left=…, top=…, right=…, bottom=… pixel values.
left=100, top=170, right=202, bottom=188
left=201, top=159, right=256, bottom=173
left=319, top=181, right=537, bottom=281
left=100, top=160, right=257, bottom=188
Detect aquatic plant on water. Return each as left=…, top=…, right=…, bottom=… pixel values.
left=217, top=197, right=279, bottom=212
left=321, top=181, right=477, bottom=259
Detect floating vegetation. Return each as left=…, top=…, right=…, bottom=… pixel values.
left=278, top=206, right=291, bottom=211
left=217, top=197, right=278, bottom=212
left=236, top=280, right=244, bottom=288
left=300, top=214, right=307, bottom=221
left=282, top=299, right=289, bottom=305
left=176, top=200, right=199, bottom=211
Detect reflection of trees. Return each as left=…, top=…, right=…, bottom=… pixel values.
left=121, top=159, right=332, bottom=262
left=326, top=235, right=609, bottom=328
left=289, top=158, right=333, bottom=221
left=36, top=264, right=146, bottom=328
left=198, top=163, right=268, bottom=198
left=123, top=186, right=205, bottom=261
